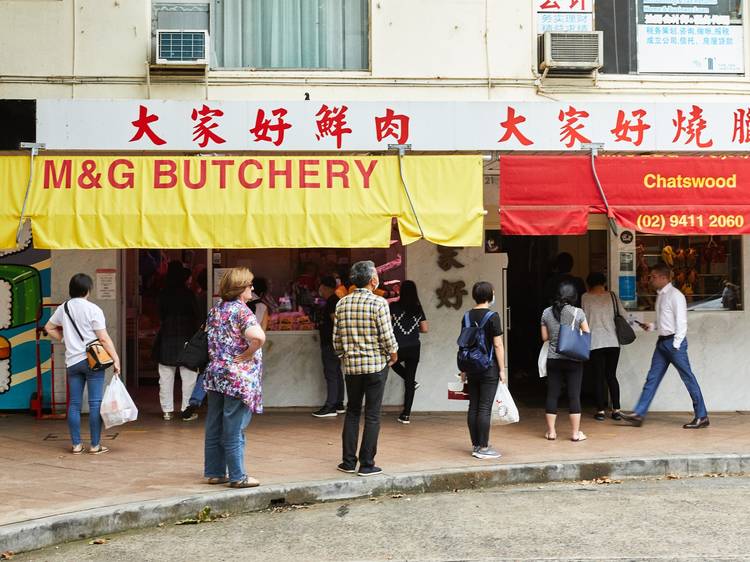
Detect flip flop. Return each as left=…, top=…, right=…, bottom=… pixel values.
left=544, top=432, right=557, bottom=441
left=571, top=431, right=588, bottom=442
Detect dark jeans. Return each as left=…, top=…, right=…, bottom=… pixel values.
left=546, top=358, right=583, bottom=414
left=391, top=344, right=420, bottom=416
left=634, top=337, right=708, bottom=419
left=321, top=344, right=344, bottom=408
left=67, top=359, right=106, bottom=447
left=189, top=373, right=207, bottom=408
left=342, top=367, right=388, bottom=469
left=589, top=347, right=621, bottom=411
left=466, top=366, right=500, bottom=448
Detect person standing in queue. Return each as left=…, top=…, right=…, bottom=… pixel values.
left=620, top=263, right=709, bottom=429
left=460, top=281, right=506, bottom=460
left=312, top=275, right=345, bottom=418
left=389, top=280, right=428, bottom=425
left=334, top=261, right=398, bottom=477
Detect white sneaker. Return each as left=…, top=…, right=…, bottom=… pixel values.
left=472, top=446, right=502, bottom=460
left=163, top=412, right=173, bottom=421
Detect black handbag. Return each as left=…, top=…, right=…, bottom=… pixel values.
left=178, top=325, right=209, bottom=371
left=611, top=292, right=636, bottom=345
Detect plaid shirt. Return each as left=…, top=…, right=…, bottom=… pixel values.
left=333, top=288, right=398, bottom=375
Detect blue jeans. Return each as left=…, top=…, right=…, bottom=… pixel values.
left=634, top=337, right=708, bottom=419
left=204, top=391, right=253, bottom=482
left=67, top=359, right=106, bottom=447
left=189, top=373, right=207, bottom=408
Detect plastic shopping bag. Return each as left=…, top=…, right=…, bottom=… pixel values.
left=100, top=375, right=139, bottom=428
left=538, top=341, right=549, bottom=378
left=491, top=382, right=520, bottom=425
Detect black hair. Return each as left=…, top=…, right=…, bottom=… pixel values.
left=586, top=271, right=607, bottom=289
left=69, top=273, right=93, bottom=298
left=165, top=260, right=188, bottom=290
left=253, top=277, right=269, bottom=297
left=472, top=281, right=494, bottom=305
left=552, top=282, right=578, bottom=321
left=398, top=280, right=421, bottom=313
left=650, top=263, right=672, bottom=278
left=319, top=275, right=337, bottom=290
left=555, top=252, right=574, bottom=274
left=196, top=268, right=208, bottom=292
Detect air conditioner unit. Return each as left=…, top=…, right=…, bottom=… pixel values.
left=538, top=31, right=603, bottom=74
left=155, top=29, right=209, bottom=65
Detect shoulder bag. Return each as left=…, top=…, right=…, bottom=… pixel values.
left=610, top=292, right=636, bottom=345
left=178, top=324, right=209, bottom=371
left=63, top=302, right=114, bottom=371
left=557, top=307, right=591, bottom=361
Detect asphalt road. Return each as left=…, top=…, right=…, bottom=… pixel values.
left=17, top=475, right=750, bottom=561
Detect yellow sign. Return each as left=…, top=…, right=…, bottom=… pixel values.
left=0, top=155, right=483, bottom=249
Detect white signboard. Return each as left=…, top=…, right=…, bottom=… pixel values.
left=35, top=99, right=750, bottom=153
left=537, top=0, right=593, bottom=33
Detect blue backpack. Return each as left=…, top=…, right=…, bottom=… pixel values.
left=456, top=310, right=495, bottom=374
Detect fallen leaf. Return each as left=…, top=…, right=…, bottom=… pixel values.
left=336, top=504, right=350, bottom=518
left=157, top=523, right=165, bottom=528
left=391, top=493, right=404, bottom=499
left=667, top=474, right=681, bottom=480
left=88, top=538, right=108, bottom=545
left=1, top=551, right=14, bottom=560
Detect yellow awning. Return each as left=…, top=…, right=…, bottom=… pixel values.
left=0, top=155, right=483, bottom=249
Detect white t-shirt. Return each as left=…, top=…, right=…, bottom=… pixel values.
left=49, top=298, right=107, bottom=367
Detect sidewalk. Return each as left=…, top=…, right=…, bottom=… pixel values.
left=2, top=404, right=748, bottom=528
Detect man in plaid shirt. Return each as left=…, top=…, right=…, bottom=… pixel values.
left=333, top=260, right=398, bottom=477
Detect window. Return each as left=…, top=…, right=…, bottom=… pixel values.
left=595, top=0, right=744, bottom=75
left=152, top=2, right=210, bottom=62
left=632, top=235, right=742, bottom=312
left=212, top=0, right=369, bottom=70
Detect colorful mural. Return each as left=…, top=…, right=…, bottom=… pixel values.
left=0, top=222, right=51, bottom=410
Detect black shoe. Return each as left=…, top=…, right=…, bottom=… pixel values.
left=611, top=411, right=622, bottom=421
left=594, top=412, right=606, bottom=421
left=357, top=466, right=383, bottom=477
left=619, top=411, right=644, bottom=427
left=181, top=405, right=198, bottom=421
left=335, top=403, right=346, bottom=414
left=397, top=414, right=410, bottom=424
left=312, top=407, right=338, bottom=418
left=337, top=463, right=356, bottom=474
left=683, top=416, right=710, bottom=429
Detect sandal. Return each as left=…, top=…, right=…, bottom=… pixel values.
left=229, top=476, right=260, bottom=488
left=207, top=477, right=230, bottom=485
left=571, top=431, right=588, bottom=442
left=544, top=432, right=557, bottom=441
left=71, top=444, right=84, bottom=455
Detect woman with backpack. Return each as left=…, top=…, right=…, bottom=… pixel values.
left=458, top=281, right=506, bottom=460
left=541, top=282, right=591, bottom=442
left=389, top=280, right=428, bottom=425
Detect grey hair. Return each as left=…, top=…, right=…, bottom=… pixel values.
left=350, top=260, right=377, bottom=288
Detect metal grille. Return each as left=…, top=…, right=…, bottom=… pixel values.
left=157, top=31, right=206, bottom=62
left=549, top=33, right=600, bottom=64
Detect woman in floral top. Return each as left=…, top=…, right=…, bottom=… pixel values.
left=203, top=267, right=266, bottom=488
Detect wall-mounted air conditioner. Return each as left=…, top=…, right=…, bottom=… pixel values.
left=538, top=31, right=603, bottom=73
left=155, top=29, right=209, bottom=65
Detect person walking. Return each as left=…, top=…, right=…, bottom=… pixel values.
left=620, top=263, right=709, bottom=429
left=541, top=282, right=591, bottom=442
left=45, top=274, right=121, bottom=455
left=156, top=261, right=200, bottom=421
left=460, top=281, right=506, bottom=459
left=333, top=261, right=398, bottom=477
left=390, top=280, right=428, bottom=425
left=581, top=272, right=625, bottom=421
left=203, top=267, right=266, bottom=488
left=312, top=275, right=345, bottom=418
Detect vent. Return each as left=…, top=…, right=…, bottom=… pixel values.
left=155, top=29, right=208, bottom=64
left=538, top=31, right=603, bottom=72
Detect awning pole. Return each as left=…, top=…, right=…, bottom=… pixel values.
left=16, top=142, right=45, bottom=245
left=388, top=144, right=425, bottom=240
left=581, top=142, right=618, bottom=236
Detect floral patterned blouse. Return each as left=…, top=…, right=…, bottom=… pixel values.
left=203, top=299, right=263, bottom=413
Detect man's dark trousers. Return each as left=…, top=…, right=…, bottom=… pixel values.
left=342, top=366, right=388, bottom=469
left=321, top=343, right=344, bottom=408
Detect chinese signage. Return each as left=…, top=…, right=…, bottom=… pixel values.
left=36, top=99, right=750, bottom=153
left=537, top=0, right=593, bottom=33
left=500, top=155, right=750, bottom=236
left=637, top=0, right=744, bottom=74
left=0, top=155, right=484, bottom=250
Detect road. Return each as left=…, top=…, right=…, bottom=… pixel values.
left=17, top=475, right=750, bottom=561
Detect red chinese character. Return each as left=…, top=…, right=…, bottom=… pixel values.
left=539, top=0, right=561, bottom=9
left=249, top=108, right=292, bottom=147
left=129, top=105, right=166, bottom=146
left=672, top=105, right=713, bottom=148
left=732, top=108, right=750, bottom=144
left=315, top=104, right=352, bottom=149
left=498, top=107, right=533, bottom=146
left=610, top=109, right=651, bottom=147
left=569, top=0, right=585, bottom=9
left=191, top=104, right=226, bottom=148
left=375, top=108, right=410, bottom=144
left=558, top=105, right=591, bottom=148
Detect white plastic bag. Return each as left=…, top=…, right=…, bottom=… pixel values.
left=100, top=375, right=138, bottom=428
left=491, top=382, right=520, bottom=425
left=538, top=341, right=549, bottom=378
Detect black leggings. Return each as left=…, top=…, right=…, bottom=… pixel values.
left=589, top=347, right=621, bottom=411
left=546, top=358, right=583, bottom=415
left=391, top=345, right=420, bottom=416
left=466, top=366, right=500, bottom=448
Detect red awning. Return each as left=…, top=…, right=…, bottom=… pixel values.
left=500, top=155, right=750, bottom=235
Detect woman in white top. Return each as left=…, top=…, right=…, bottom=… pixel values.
left=581, top=272, right=626, bottom=421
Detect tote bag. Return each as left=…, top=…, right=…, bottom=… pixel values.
left=611, top=292, right=636, bottom=345
left=557, top=308, right=591, bottom=361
